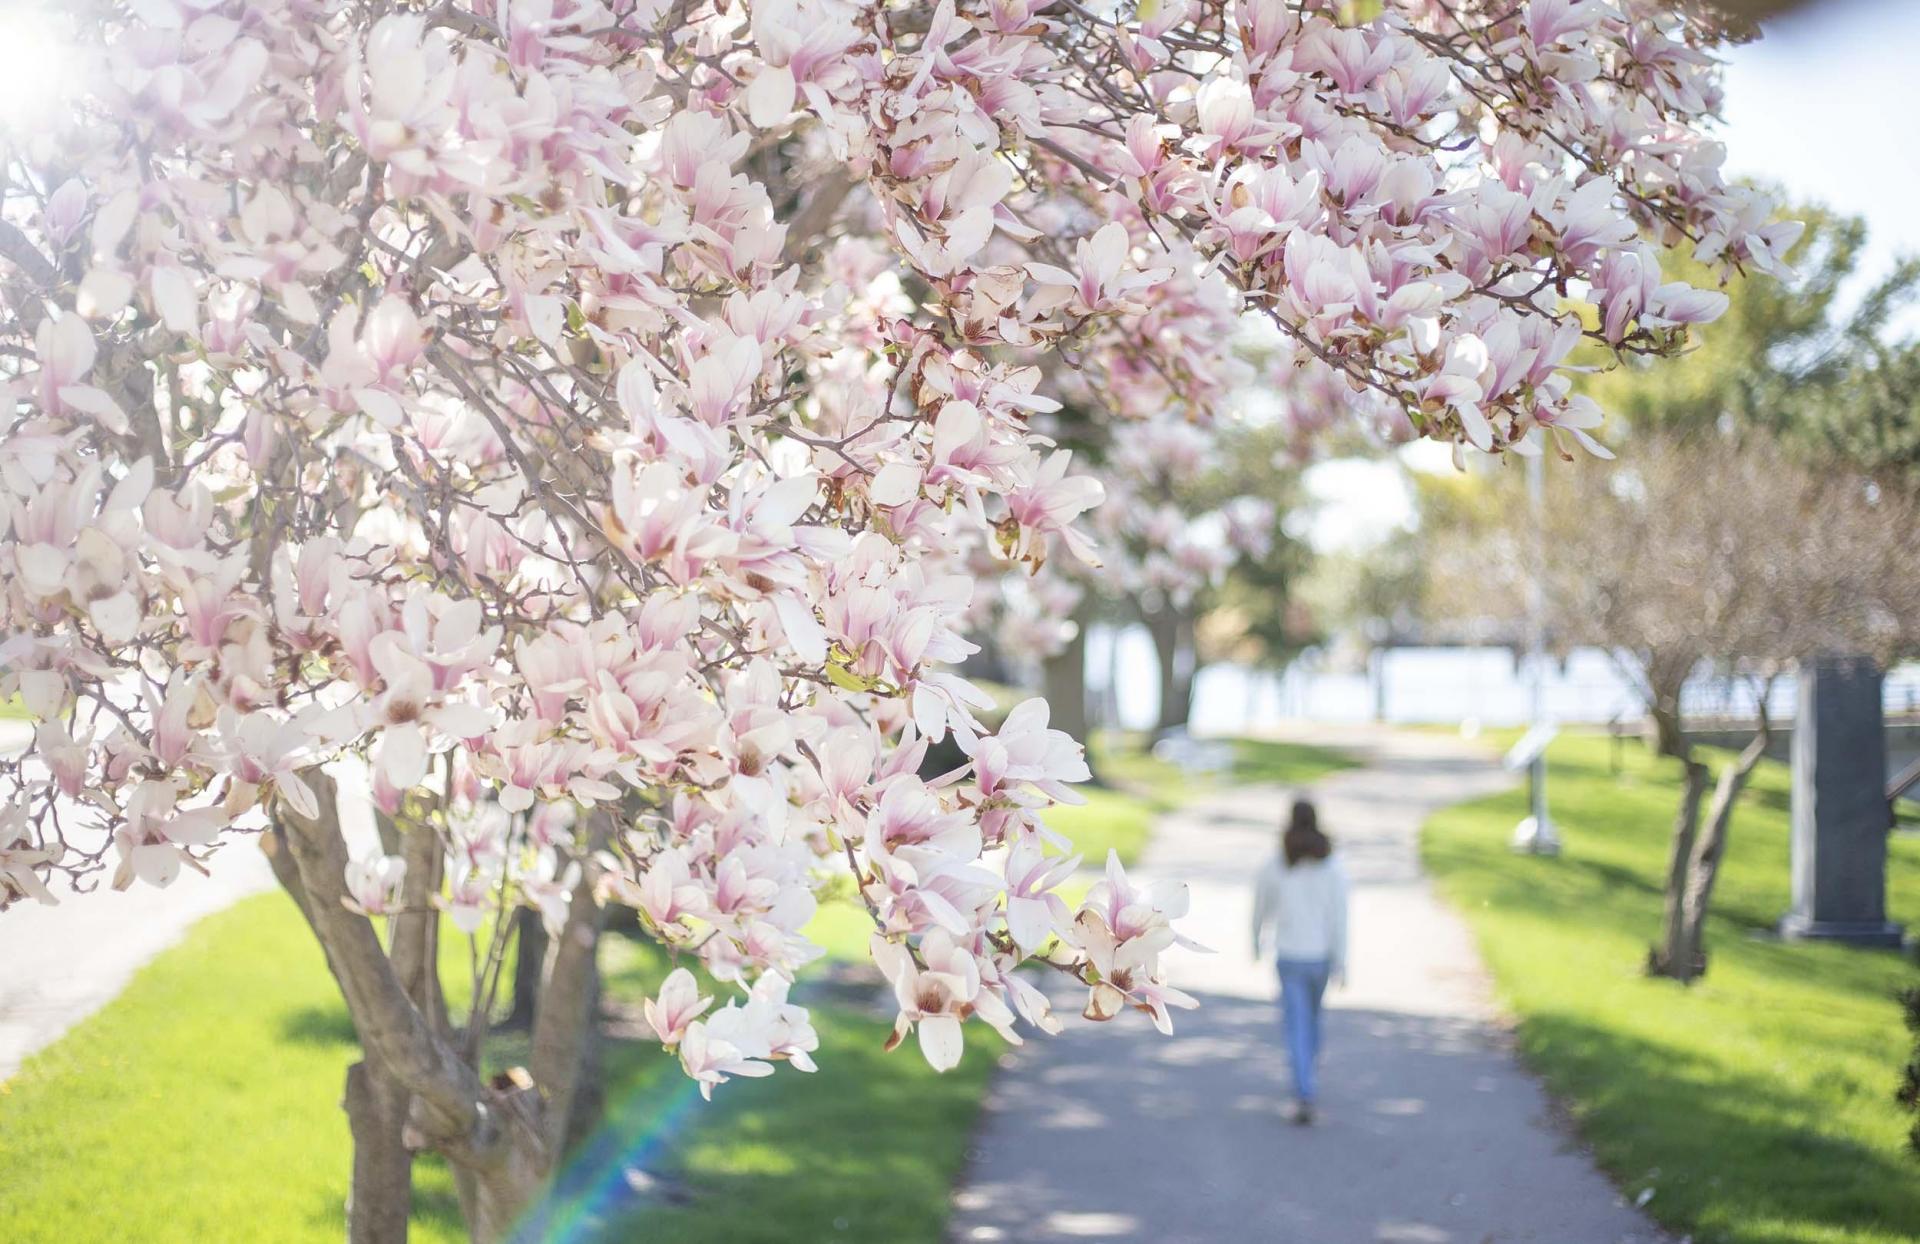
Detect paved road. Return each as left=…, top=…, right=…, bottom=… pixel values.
left=949, top=727, right=1669, bottom=1244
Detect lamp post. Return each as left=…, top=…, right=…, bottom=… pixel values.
left=1511, top=450, right=1560, bottom=855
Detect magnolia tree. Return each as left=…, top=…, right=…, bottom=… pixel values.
left=985, top=414, right=1280, bottom=750
left=0, top=0, right=1784, bottom=1238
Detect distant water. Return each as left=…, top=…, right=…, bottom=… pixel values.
left=1083, top=625, right=1920, bottom=735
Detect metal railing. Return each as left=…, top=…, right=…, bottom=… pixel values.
left=1890, top=755, right=1920, bottom=804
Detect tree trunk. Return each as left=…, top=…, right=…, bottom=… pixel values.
left=562, top=967, right=605, bottom=1154
left=391, top=819, right=450, bottom=1038
left=269, top=774, right=622, bottom=1243
left=531, top=826, right=612, bottom=1154
left=344, top=1060, right=414, bottom=1244
left=1148, top=605, right=1196, bottom=738
left=1369, top=648, right=1388, bottom=723
left=455, top=1132, right=551, bottom=1244
left=1674, top=720, right=1772, bottom=977
left=447, top=846, right=610, bottom=1239
left=1174, top=609, right=1197, bottom=731
left=1649, top=755, right=1710, bottom=981
left=506, top=908, right=547, bottom=1030
left=959, top=635, right=1012, bottom=687
left=275, top=773, right=551, bottom=1244
left=1041, top=604, right=1097, bottom=781
left=1642, top=657, right=1693, bottom=760
left=265, top=828, right=418, bottom=1242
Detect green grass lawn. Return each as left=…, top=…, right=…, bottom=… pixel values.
left=1037, top=784, right=1162, bottom=867
left=533, top=937, right=998, bottom=1244
left=1229, top=736, right=1357, bottom=788
left=0, top=895, right=469, bottom=1242
left=1424, top=730, right=1920, bottom=1244
left=1093, top=731, right=1354, bottom=800
left=535, top=1001, right=995, bottom=1244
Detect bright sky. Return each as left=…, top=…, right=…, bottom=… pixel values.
left=1719, top=0, right=1920, bottom=287
left=1306, top=0, right=1919, bottom=553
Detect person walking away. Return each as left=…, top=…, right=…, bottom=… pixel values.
left=1251, top=797, right=1348, bottom=1125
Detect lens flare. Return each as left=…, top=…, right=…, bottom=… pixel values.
left=509, top=1073, right=706, bottom=1243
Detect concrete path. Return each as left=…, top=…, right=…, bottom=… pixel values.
left=950, top=727, right=1668, bottom=1244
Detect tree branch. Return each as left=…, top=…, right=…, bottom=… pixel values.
left=275, top=769, right=496, bottom=1158
left=781, top=172, right=857, bottom=264
left=389, top=813, right=451, bottom=1039
left=0, top=218, right=59, bottom=289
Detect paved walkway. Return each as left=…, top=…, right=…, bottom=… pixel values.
left=950, top=727, right=1668, bottom=1244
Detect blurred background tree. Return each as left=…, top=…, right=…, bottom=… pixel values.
left=1587, top=199, right=1920, bottom=473
left=1176, top=421, right=1316, bottom=732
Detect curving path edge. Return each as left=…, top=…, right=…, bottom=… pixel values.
left=948, top=726, right=1670, bottom=1244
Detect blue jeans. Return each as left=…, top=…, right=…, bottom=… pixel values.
left=1275, top=957, right=1331, bottom=1104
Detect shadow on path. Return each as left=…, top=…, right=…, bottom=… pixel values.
left=953, top=994, right=1656, bottom=1244
left=950, top=728, right=1666, bottom=1244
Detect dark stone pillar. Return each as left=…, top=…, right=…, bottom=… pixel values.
left=1779, top=656, right=1905, bottom=947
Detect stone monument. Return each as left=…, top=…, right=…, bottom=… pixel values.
left=1780, top=655, right=1905, bottom=947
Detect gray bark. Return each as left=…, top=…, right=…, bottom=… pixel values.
left=267, top=826, right=419, bottom=1243
left=781, top=172, right=855, bottom=264
left=1673, top=715, right=1772, bottom=976
left=1640, top=654, right=1694, bottom=760
left=276, top=774, right=494, bottom=1143
left=530, top=820, right=613, bottom=1154
left=392, top=820, right=450, bottom=1037
left=344, top=1060, right=414, bottom=1244
left=1648, top=748, right=1710, bottom=981
left=562, top=966, right=606, bottom=1155
left=1647, top=691, right=1771, bottom=982
left=1041, top=604, right=1095, bottom=779
left=506, top=908, right=547, bottom=1030
left=275, top=772, right=551, bottom=1243
left=1148, top=606, right=1196, bottom=738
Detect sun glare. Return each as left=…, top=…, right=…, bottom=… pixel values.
left=0, top=6, right=78, bottom=134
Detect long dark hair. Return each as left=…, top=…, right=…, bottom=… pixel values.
left=1283, top=798, right=1332, bottom=866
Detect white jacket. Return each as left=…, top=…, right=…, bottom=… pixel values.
left=1252, top=853, right=1349, bottom=971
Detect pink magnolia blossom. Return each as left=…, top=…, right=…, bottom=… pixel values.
left=960, top=698, right=1091, bottom=807
left=706, top=971, right=820, bottom=1074
left=644, top=968, right=714, bottom=1047
left=872, top=929, right=1009, bottom=1072
left=1004, top=452, right=1106, bottom=567
left=1071, top=852, right=1202, bottom=1034
left=677, top=1019, right=776, bottom=1100
left=343, top=851, right=408, bottom=918
left=110, top=780, right=227, bottom=891
left=0, top=802, right=59, bottom=909
left=1025, top=222, right=1170, bottom=318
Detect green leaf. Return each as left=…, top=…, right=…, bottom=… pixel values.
left=826, top=662, right=878, bottom=693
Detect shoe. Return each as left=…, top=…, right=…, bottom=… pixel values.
left=1290, top=1101, right=1315, bottom=1127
